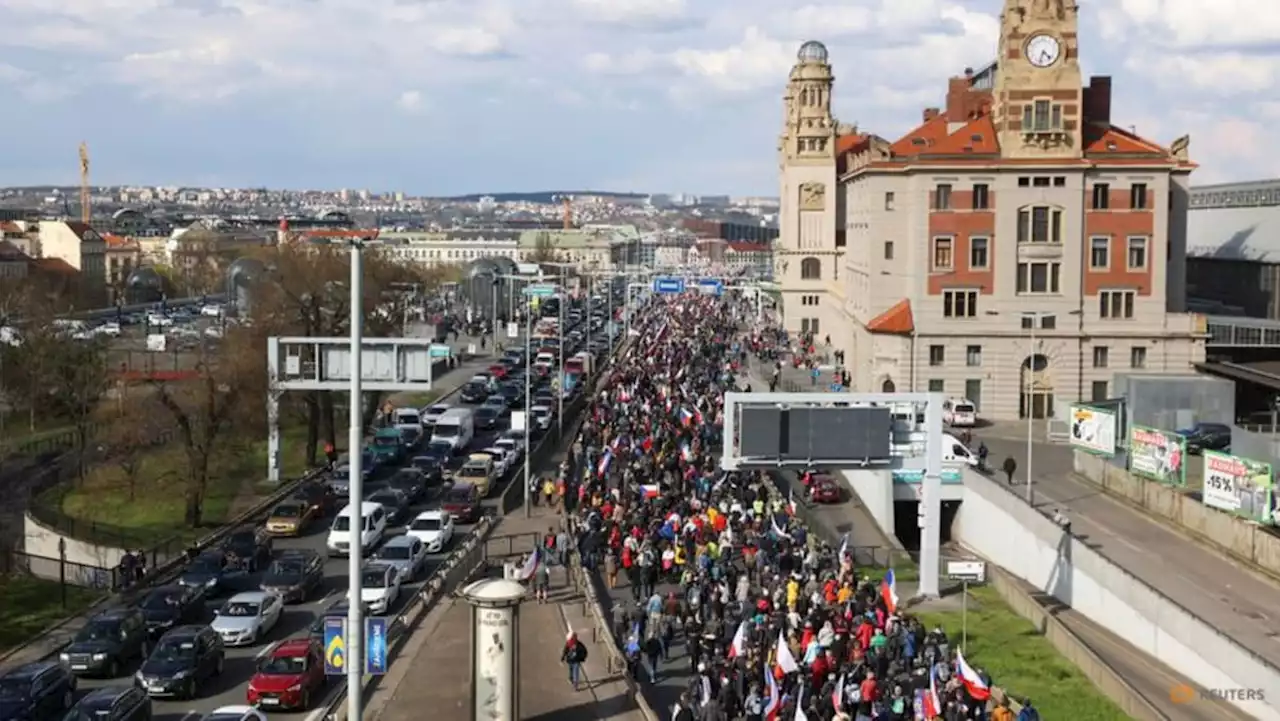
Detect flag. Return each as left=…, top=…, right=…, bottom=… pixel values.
left=770, top=514, right=791, bottom=540
left=794, top=682, right=808, bottom=721
left=774, top=630, right=799, bottom=675
left=955, top=649, right=991, bottom=701
left=679, top=407, right=694, bottom=426
left=727, top=621, right=747, bottom=658
left=921, top=666, right=942, bottom=718
left=787, top=490, right=797, bottom=516
left=639, top=484, right=661, bottom=500
left=831, top=673, right=845, bottom=711
left=763, top=660, right=781, bottom=721
left=680, top=443, right=694, bottom=463
left=597, top=449, right=613, bottom=477
left=801, top=637, right=822, bottom=665
left=838, top=533, right=848, bottom=560
left=880, top=569, right=899, bottom=614
left=515, top=548, right=541, bottom=581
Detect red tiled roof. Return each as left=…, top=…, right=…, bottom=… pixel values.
left=727, top=242, right=769, bottom=253
left=64, top=221, right=96, bottom=240
left=0, top=221, right=22, bottom=234
left=102, top=233, right=137, bottom=249
left=299, top=229, right=380, bottom=240
left=866, top=299, right=914, bottom=335
left=32, top=258, right=78, bottom=275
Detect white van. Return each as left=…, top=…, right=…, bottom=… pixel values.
left=393, top=407, right=423, bottom=434
left=942, top=433, right=979, bottom=466
left=942, top=398, right=978, bottom=428
left=431, top=408, right=475, bottom=454
left=327, top=501, right=388, bottom=557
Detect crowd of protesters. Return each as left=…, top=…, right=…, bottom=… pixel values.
left=546, top=292, right=1038, bottom=721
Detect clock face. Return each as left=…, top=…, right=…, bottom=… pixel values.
left=1026, top=34, right=1061, bottom=67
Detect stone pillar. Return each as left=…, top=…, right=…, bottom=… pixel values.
left=462, top=578, right=526, bottom=721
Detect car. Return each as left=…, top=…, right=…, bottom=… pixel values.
left=292, top=481, right=337, bottom=517
left=494, top=433, right=525, bottom=461
left=201, top=706, right=267, bottom=721
left=396, top=425, right=422, bottom=450
left=456, top=456, right=495, bottom=497
left=178, top=550, right=248, bottom=596
left=60, top=607, right=150, bottom=677
left=406, top=510, right=455, bottom=553
left=474, top=405, right=501, bottom=430
left=387, top=468, right=428, bottom=502
left=358, top=563, right=402, bottom=615
left=440, top=483, right=482, bottom=523
left=210, top=592, right=283, bottom=647
left=219, top=526, right=272, bottom=572
left=1177, top=422, right=1232, bottom=455
left=259, top=549, right=324, bottom=603
left=0, top=662, right=76, bottom=720
left=422, top=403, right=452, bottom=426
left=200, top=304, right=223, bottom=317
left=374, top=534, right=429, bottom=581
left=481, top=394, right=508, bottom=417
left=136, top=626, right=224, bottom=699
left=487, top=364, right=508, bottom=379
left=367, top=488, right=411, bottom=525
left=499, top=383, right=523, bottom=409
left=137, top=585, right=205, bottom=636
left=529, top=405, right=554, bottom=432
left=246, top=639, right=325, bottom=710
left=409, top=455, right=446, bottom=485
left=809, top=474, right=842, bottom=504
left=264, top=499, right=315, bottom=537
left=144, top=312, right=172, bottom=327
left=62, top=685, right=151, bottom=721
left=459, top=379, right=490, bottom=404
left=473, top=447, right=513, bottom=477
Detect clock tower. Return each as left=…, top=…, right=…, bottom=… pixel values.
left=992, top=0, right=1083, bottom=159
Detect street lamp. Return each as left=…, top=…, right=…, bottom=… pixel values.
left=345, top=239, right=367, bottom=721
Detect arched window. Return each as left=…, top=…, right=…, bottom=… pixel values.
left=800, top=257, right=821, bottom=280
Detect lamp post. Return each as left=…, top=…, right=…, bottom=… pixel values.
left=346, top=239, right=366, bottom=721
left=519, top=274, right=561, bottom=517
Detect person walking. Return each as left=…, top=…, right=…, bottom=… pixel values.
left=561, top=631, right=588, bottom=691
left=1002, top=456, right=1018, bottom=486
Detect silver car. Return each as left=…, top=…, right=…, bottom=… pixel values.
left=210, top=591, right=283, bottom=646
left=374, top=535, right=428, bottom=582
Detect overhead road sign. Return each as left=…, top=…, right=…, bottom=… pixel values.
left=653, top=277, right=685, bottom=294
left=523, top=284, right=557, bottom=297
left=697, top=278, right=723, bottom=296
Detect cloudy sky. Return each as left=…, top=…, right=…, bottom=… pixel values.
left=1, top=0, right=1276, bottom=196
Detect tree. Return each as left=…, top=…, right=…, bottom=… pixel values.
left=530, top=232, right=558, bottom=263
left=101, top=400, right=165, bottom=501
left=42, top=336, right=112, bottom=481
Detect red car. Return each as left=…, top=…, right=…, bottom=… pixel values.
left=488, top=364, right=508, bottom=379
left=809, top=474, right=842, bottom=504
left=246, top=639, right=326, bottom=710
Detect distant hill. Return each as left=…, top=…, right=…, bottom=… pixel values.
left=442, top=191, right=646, bottom=203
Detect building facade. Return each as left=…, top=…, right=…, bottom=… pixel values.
left=777, top=0, right=1206, bottom=419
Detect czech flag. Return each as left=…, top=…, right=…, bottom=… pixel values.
left=727, top=620, right=747, bottom=658
left=763, top=660, right=781, bottom=721
left=787, top=490, right=797, bottom=516
left=793, top=683, right=809, bottom=721
left=597, top=449, right=613, bottom=477
left=831, top=672, right=845, bottom=711
left=515, top=548, right=541, bottom=581
left=880, top=569, right=899, bottom=614
left=773, top=629, right=799, bottom=674
left=921, top=666, right=942, bottom=719
left=955, top=649, right=991, bottom=701
left=679, top=407, right=695, bottom=426
left=680, top=443, right=694, bottom=463
left=639, top=484, right=661, bottom=500
left=838, top=533, right=848, bottom=560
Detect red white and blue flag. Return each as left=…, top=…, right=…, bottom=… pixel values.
left=727, top=620, right=747, bottom=658
left=597, top=449, right=613, bottom=477
left=763, top=660, right=781, bottom=721
left=920, top=666, right=942, bottom=719
left=880, top=569, right=899, bottom=614
left=679, top=408, right=695, bottom=426
left=639, top=484, right=661, bottom=500
left=955, top=649, right=991, bottom=700
left=515, top=548, right=541, bottom=581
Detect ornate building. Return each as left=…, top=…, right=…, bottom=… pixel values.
left=776, top=0, right=1206, bottom=419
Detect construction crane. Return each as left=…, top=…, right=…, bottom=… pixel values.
left=551, top=194, right=573, bottom=230
left=78, top=142, right=90, bottom=224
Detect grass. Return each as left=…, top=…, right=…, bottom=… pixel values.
left=0, top=577, right=101, bottom=652
left=52, top=423, right=316, bottom=545
left=913, top=584, right=1128, bottom=720
left=392, top=390, right=443, bottom=408
left=0, top=421, right=77, bottom=455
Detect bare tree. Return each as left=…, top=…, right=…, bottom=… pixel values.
left=101, top=400, right=164, bottom=501
left=43, top=336, right=112, bottom=481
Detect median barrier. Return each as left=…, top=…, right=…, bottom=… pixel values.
left=1073, top=450, right=1280, bottom=582
left=571, top=555, right=660, bottom=720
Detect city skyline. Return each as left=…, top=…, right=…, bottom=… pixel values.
left=1, top=0, right=1275, bottom=195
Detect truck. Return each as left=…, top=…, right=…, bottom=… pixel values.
left=365, top=427, right=406, bottom=464
left=564, top=351, right=593, bottom=377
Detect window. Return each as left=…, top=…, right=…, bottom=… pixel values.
left=932, top=237, right=953, bottom=270
left=801, top=295, right=820, bottom=306
left=885, top=192, right=895, bottom=210
left=969, top=237, right=989, bottom=269
left=1127, top=236, right=1148, bottom=269
left=1091, top=381, right=1109, bottom=402
left=929, top=345, right=945, bottom=366
left=883, top=241, right=894, bottom=260
left=966, top=345, right=982, bottom=367
left=1033, top=176, right=1050, bottom=187
left=972, top=184, right=989, bottom=210
left=928, top=379, right=945, bottom=393
left=801, top=318, right=820, bottom=334
left=800, top=257, right=821, bottom=279
left=1041, top=315, right=1056, bottom=329
left=1131, top=346, right=1147, bottom=369
left=1018, top=206, right=1063, bottom=243
left=943, top=290, right=977, bottom=318
left=1018, top=176, right=1031, bottom=187
left=1016, top=262, right=1061, bottom=294
left=1092, top=346, right=1109, bottom=368
left=1090, top=236, right=1110, bottom=269
left=1027, top=99, right=1062, bottom=131
left=1100, top=290, right=1136, bottom=319
left=1021, top=315, right=1034, bottom=329
left=1131, top=183, right=1148, bottom=209
left=1092, top=183, right=1110, bottom=209
left=964, top=380, right=982, bottom=410
left=934, top=184, right=952, bottom=210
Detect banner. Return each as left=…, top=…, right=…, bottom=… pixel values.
left=1129, top=426, right=1186, bottom=486
left=1203, top=450, right=1276, bottom=524
left=1069, top=405, right=1117, bottom=456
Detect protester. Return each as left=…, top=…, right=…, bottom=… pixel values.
left=558, top=292, right=1001, bottom=720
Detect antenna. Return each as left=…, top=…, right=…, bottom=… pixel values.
left=78, top=142, right=91, bottom=224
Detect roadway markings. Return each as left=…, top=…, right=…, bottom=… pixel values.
left=315, top=588, right=337, bottom=606
left=303, top=707, right=329, bottom=721
left=179, top=710, right=202, bottom=721
left=255, top=640, right=282, bottom=661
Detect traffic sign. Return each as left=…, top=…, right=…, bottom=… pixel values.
left=653, top=277, right=685, bottom=294
left=523, top=284, right=557, bottom=297
left=323, top=617, right=346, bottom=675
left=365, top=617, right=388, bottom=675
left=945, top=560, right=987, bottom=582
left=428, top=343, right=451, bottom=358
left=697, top=278, right=723, bottom=296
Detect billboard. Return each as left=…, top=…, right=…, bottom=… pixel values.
left=1129, top=425, right=1186, bottom=486
left=1202, top=450, right=1276, bottom=524
left=738, top=405, right=892, bottom=464
left=1069, top=405, right=1117, bottom=456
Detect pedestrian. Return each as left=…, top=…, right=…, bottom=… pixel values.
left=534, top=560, right=551, bottom=603
left=978, top=441, right=989, bottom=471
left=134, top=549, right=147, bottom=583
left=561, top=631, right=588, bottom=691
left=604, top=548, right=618, bottom=589
left=1002, top=455, right=1018, bottom=485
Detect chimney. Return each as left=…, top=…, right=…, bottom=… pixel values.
left=945, top=76, right=972, bottom=122
left=1084, top=76, right=1112, bottom=124
left=923, top=107, right=941, bottom=122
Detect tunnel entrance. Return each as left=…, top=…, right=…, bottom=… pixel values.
left=893, top=500, right=960, bottom=551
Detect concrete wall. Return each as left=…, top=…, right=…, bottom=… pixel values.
left=23, top=513, right=129, bottom=576
left=1073, top=451, right=1280, bottom=577
left=839, top=469, right=895, bottom=537
left=955, top=472, right=1280, bottom=719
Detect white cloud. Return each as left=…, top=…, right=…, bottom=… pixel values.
left=668, top=27, right=795, bottom=93
left=1102, top=0, right=1280, bottom=49
left=397, top=90, right=427, bottom=113
left=571, top=0, right=689, bottom=27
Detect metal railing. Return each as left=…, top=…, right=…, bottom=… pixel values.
left=2, top=550, right=118, bottom=592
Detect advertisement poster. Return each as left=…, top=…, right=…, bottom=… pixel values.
left=474, top=607, right=514, bottom=721
left=1129, top=425, right=1186, bottom=486
left=1069, top=405, right=1117, bottom=456
left=1202, top=450, right=1276, bottom=524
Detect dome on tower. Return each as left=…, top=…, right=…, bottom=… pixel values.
left=796, top=40, right=828, bottom=64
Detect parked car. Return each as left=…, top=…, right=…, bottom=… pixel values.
left=136, top=626, right=224, bottom=699
left=0, top=661, right=76, bottom=720
left=245, top=639, right=325, bottom=710
left=59, top=607, right=150, bottom=677
left=260, top=549, right=324, bottom=604
left=1178, top=422, right=1232, bottom=455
